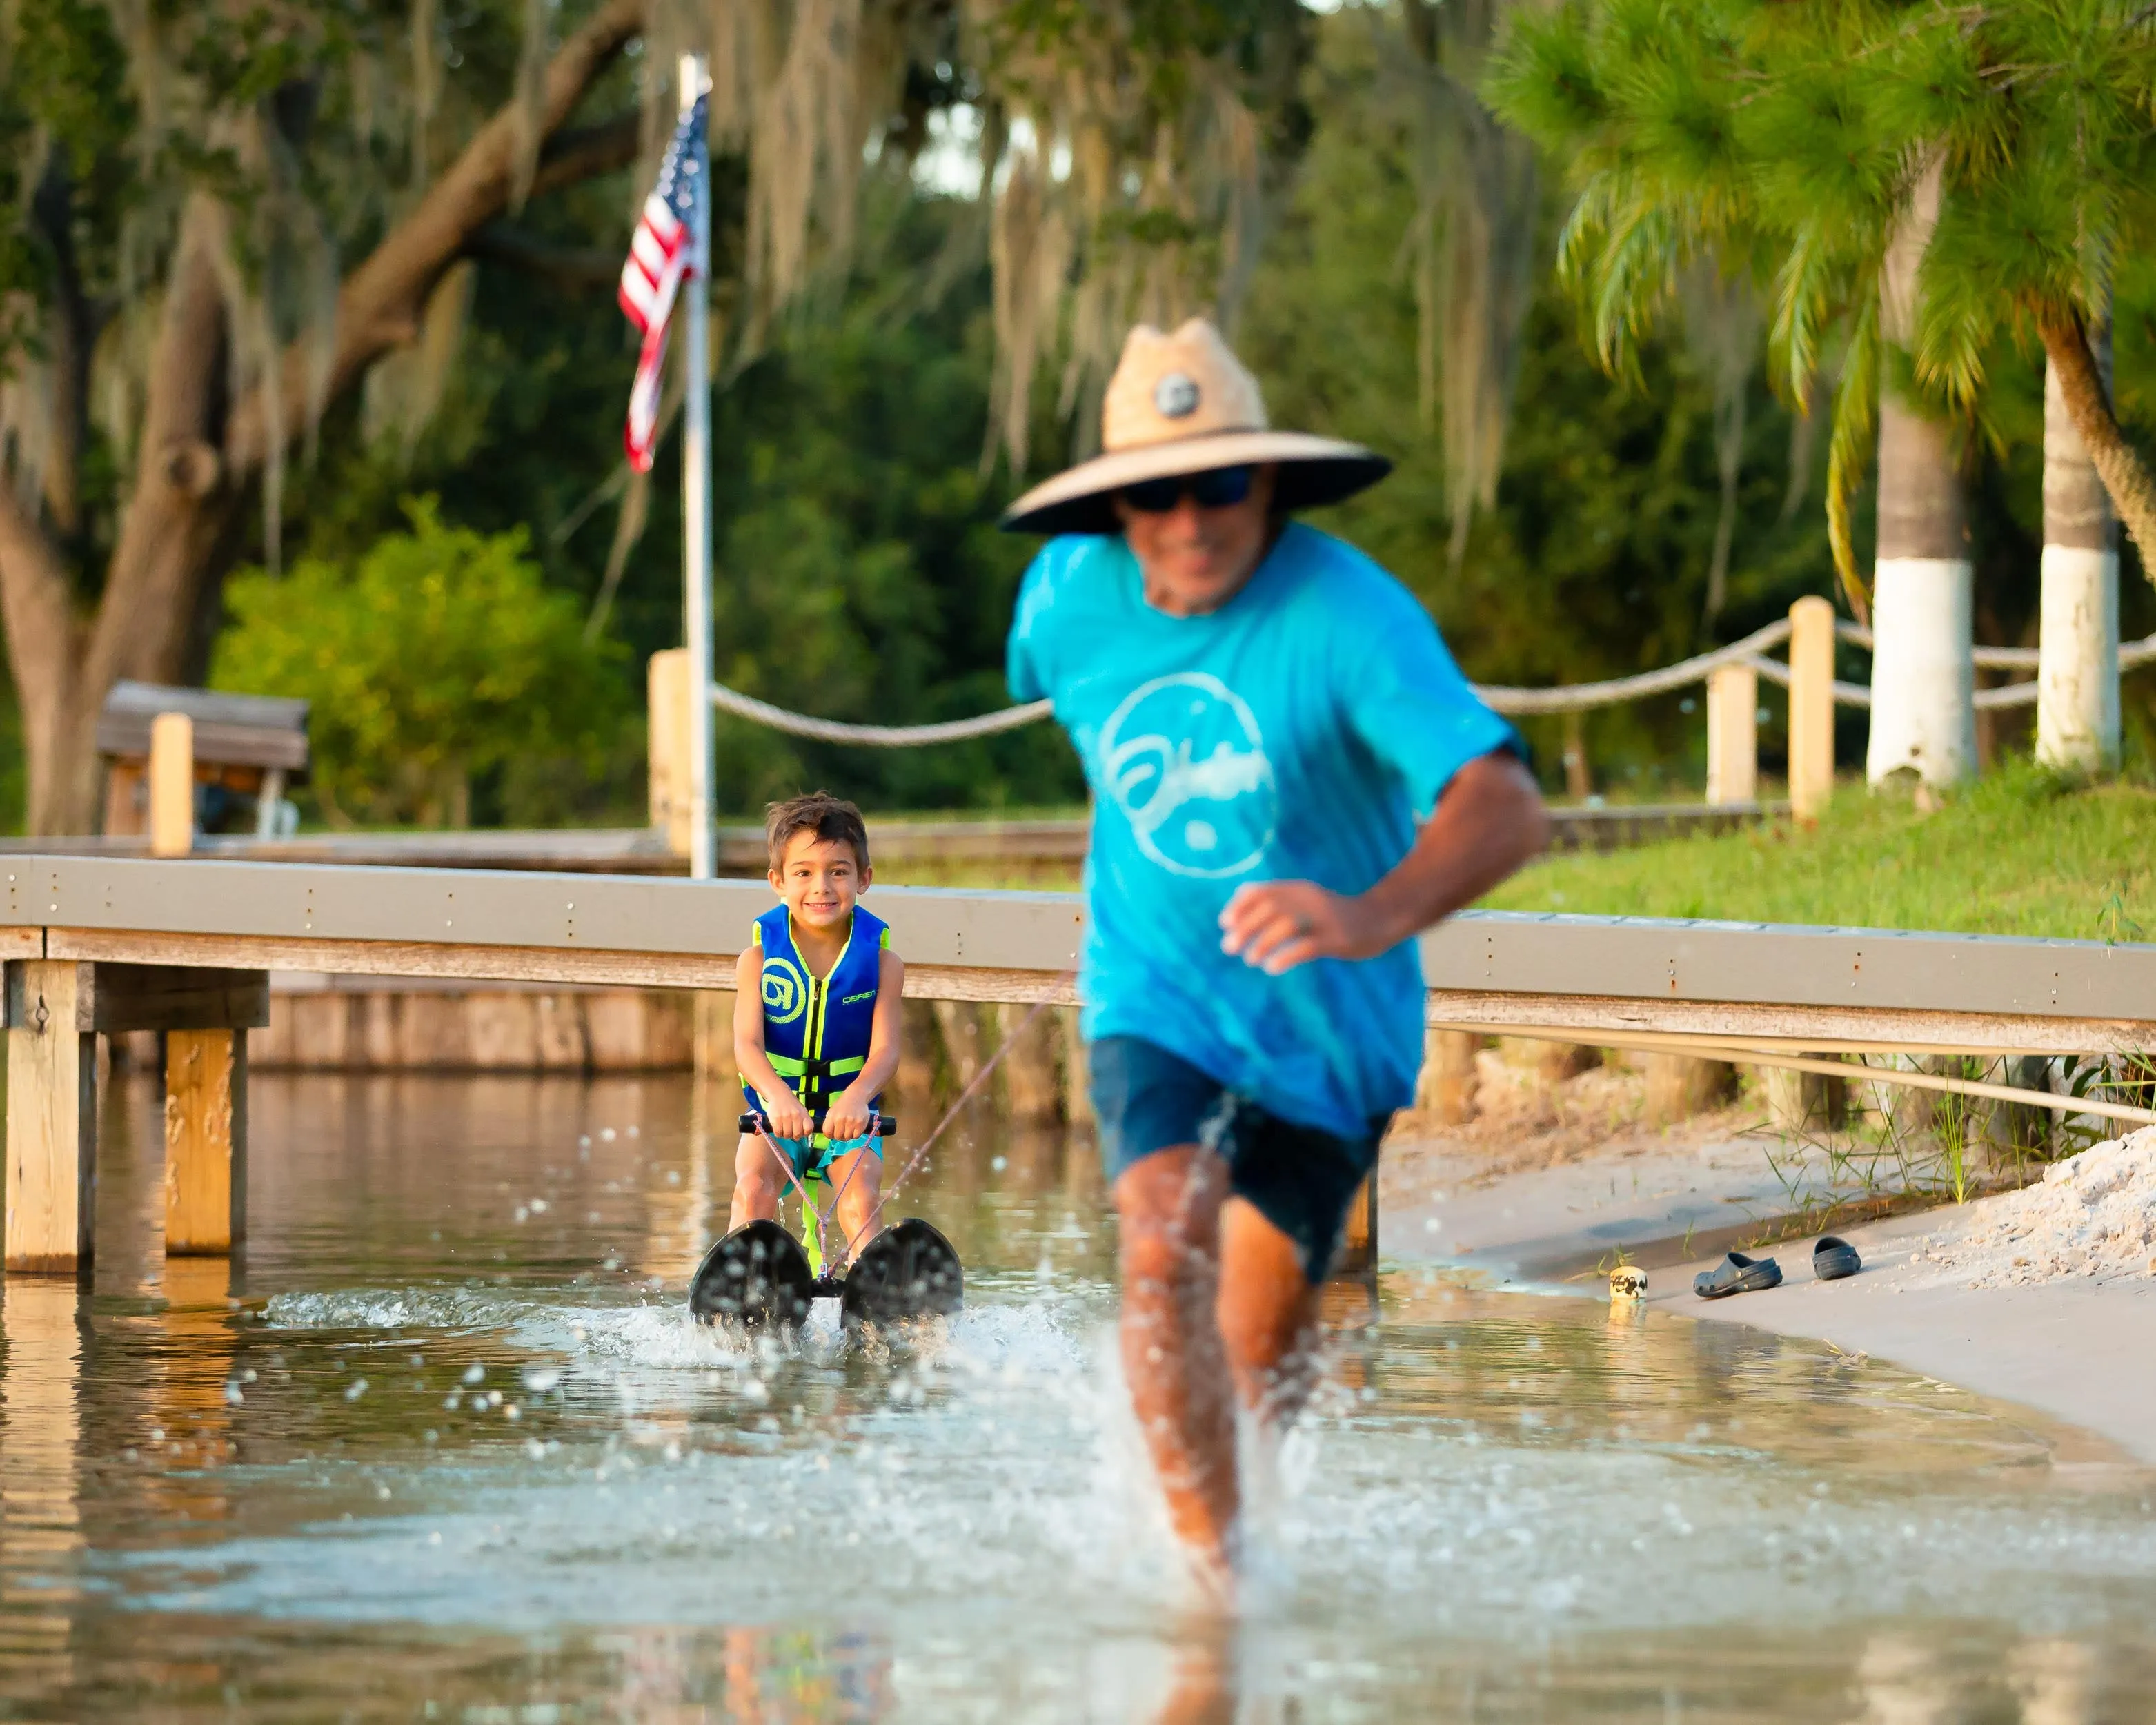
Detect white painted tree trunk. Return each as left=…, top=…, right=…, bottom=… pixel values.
left=1866, top=556, right=1976, bottom=785
left=2037, top=546, right=2118, bottom=770
left=1866, top=159, right=1975, bottom=790
left=2037, top=330, right=2118, bottom=773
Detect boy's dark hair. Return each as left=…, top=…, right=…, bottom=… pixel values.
left=765, top=791, right=870, bottom=874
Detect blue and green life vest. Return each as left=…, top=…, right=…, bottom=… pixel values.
left=744, top=903, right=889, bottom=1131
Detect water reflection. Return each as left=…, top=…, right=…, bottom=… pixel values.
left=0, top=1278, right=83, bottom=1707
left=0, top=1070, right=2150, bottom=1722
left=144, top=1258, right=237, bottom=1532
left=2008, top=1638, right=2100, bottom=1725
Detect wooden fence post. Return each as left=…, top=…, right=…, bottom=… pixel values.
left=165, top=1029, right=246, bottom=1254
left=5, top=962, right=97, bottom=1274
left=148, top=712, right=195, bottom=858
left=648, top=649, right=692, bottom=857
left=1705, top=663, right=1758, bottom=805
left=1788, top=596, right=1836, bottom=820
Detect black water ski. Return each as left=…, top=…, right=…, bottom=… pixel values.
left=688, top=1220, right=815, bottom=1328
left=840, top=1218, right=964, bottom=1328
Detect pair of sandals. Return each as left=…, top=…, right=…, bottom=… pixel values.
left=1694, top=1236, right=1861, bottom=1299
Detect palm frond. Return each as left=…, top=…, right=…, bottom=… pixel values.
left=1825, top=293, right=1880, bottom=620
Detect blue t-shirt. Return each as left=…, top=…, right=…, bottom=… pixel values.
left=1007, top=522, right=1519, bottom=1132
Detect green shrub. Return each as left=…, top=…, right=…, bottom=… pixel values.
left=212, top=499, right=624, bottom=827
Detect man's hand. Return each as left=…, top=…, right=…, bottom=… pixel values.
left=1217, top=749, right=1549, bottom=978
left=762, top=1088, right=815, bottom=1141
left=1218, top=881, right=1386, bottom=974
left=822, top=1087, right=874, bottom=1145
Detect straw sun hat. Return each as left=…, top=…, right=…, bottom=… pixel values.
left=1000, top=318, right=1391, bottom=536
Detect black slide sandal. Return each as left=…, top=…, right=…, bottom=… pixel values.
left=1693, top=1250, right=1783, bottom=1299
left=1813, top=1236, right=1862, bottom=1281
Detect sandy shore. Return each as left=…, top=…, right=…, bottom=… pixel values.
left=1382, top=1130, right=2156, bottom=1468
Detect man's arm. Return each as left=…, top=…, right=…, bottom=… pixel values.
left=1218, top=748, right=1548, bottom=975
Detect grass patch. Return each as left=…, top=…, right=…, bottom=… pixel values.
left=1482, top=762, right=2156, bottom=940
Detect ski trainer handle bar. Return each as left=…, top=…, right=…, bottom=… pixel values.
left=738, top=1114, right=898, bottom=1136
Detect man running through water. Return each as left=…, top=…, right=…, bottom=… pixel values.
left=1003, top=319, right=1549, bottom=1590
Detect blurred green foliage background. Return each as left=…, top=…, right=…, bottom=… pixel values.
left=15, top=1, right=2150, bottom=831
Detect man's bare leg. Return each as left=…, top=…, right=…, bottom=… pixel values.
left=726, top=1132, right=784, bottom=1233
left=1215, top=1196, right=1324, bottom=1426
left=1152, top=1619, right=1233, bottom=1725
left=827, top=1146, right=884, bottom=1262
left=1113, top=1145, right=1238, bottom=1584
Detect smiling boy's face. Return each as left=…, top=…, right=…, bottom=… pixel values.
left=771, top=832, right=869, bottom=930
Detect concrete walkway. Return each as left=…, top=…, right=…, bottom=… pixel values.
left=1383, top=1133, right=2156, bottom=1469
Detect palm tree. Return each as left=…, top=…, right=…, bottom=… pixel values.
left=1868, top=157, right=1975, bottom=788
left=1489, top=0, right=2156, bottom=786
left=1901, top=4, right=2151, bottom=778
left=2039, top=322, right=2119, bottom=772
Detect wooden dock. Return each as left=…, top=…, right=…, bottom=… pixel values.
left=7, top=854, right=2155, bottom=1274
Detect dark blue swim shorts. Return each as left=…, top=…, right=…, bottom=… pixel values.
left=1088, top=1035, right=1387, bottom=1283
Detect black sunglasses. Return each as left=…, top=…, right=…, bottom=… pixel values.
left=1120, top=465, right=1255, bottom=513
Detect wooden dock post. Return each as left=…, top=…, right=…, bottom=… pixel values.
left=1705, top=663, right=1758, bottom=805
left=931, top=999, right=985, bottom=1092
left=92, top=965, right=266, bottom=1258
left=1788, top=596, right=1836, bottom=820
left=996, top=1000, right=1062, bottom=1123
left=693, top=988, right=735, bottom=1084
left=897, top=998, right=940, bottom=1097
left=164, top=1029, right=246, bottom=1254
left=1335, top=1176, right=1378, bottom=1276
left=5, top=963, right=98, bottom=1274
left=1427, top=1029, right=1482, bottom=1125
left=148, top=711, right=195, bottom=857
left=1058, top=1009, right=1093, bottom=1129
left=1644, top=1051, right=1734, bottom=1125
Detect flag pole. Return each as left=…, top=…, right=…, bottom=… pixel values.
left=679, top=52, right=715, bottom=882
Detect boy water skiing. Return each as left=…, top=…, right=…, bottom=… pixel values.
left=1003, top=320, right=1549, bottom=1591
left=730, top=794, right=904, bottom=1273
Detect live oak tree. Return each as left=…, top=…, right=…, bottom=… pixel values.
left=0, top=0, right=1318, bottom=834
left=0, top=0, right=651, bottom=834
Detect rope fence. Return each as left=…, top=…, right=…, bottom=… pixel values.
left=700, top=611, right=2156, bottom=745
left=1470, top=617, right=1793, bottom=716
left=709, top=680, right=1051, bottom=746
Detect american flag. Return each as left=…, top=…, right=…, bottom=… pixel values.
left=617, top=95, right=707, bottom=473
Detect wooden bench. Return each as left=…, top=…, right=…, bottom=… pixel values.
left=99, top=680, right=309, bottom=842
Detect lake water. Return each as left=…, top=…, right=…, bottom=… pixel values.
left=3, top=1072, right=2155, bottom=1722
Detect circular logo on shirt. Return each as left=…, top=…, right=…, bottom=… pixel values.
left=760, top=954, right=808, bottom=1026
left=1098, top=672, right=1276, bottom=878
